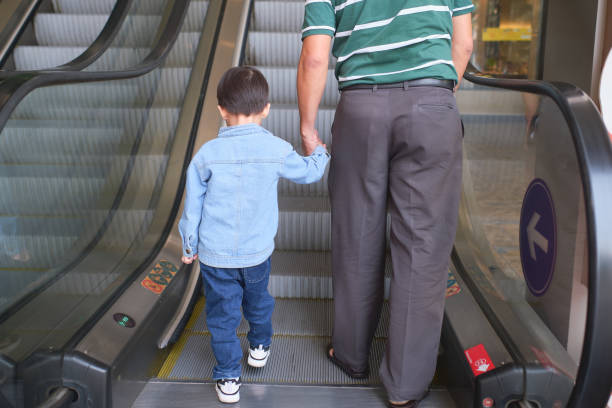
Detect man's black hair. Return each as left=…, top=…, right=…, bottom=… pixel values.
left=217, top=66, right=269, bottom=115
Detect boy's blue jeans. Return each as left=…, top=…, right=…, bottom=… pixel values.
left=200, top=258, right=274, bottom=379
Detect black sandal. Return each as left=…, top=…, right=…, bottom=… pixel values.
left=388, top=390, right=429, bottom=407
left=388, top=401, right=417, bottom=408
left=326, top=343, right=369, bottom=379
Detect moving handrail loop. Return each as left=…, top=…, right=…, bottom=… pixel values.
left=464, top=63, right=612, bottom=408
left=0, top=0, right=191, bottom=133
left=0, top=0, right=133, bottom=73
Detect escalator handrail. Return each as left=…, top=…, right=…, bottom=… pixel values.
left=463, top=63, right=612, bottom=408
left=0, top=0, right=190, bottom=135
left=0, top=0, right=133, bottom=72
left=0, top=0, right=44, bottom=68
left=0, top=0, right=193, bottom=326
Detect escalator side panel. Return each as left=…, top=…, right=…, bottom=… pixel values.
left=49, top=259, right=191, bottom=408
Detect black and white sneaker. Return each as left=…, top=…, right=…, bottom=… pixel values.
left=215, top=378, right=241, bottom=403
left=247, top=345, right=270, bottom=368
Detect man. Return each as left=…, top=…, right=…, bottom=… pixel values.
left=297, top=1, right=473, bottom=406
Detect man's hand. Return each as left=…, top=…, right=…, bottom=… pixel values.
left=182, top=254, right=198, bottom=264
left=301, top=128, right=322, bottom=156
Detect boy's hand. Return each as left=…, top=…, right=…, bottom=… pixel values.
left=182, top=254, right=198, bottom=264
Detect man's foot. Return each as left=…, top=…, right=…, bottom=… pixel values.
left=326, top=344, right=369, bottom=379
left=248, top=345, right=270, bottom=368
left=215, top=378, right=241, bottom=403
left=388, top=390, right=429, bottom=407
left=388, top=400, right=418, bottom=408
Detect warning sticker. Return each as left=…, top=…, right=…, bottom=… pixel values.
left=446, top=271, right=462, bottom=298
left=141, top=260, right=179, bottom=295
left=465, top=344, right=495, bottom=377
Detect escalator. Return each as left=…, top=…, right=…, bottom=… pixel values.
left=0, top=0, right=611, bottom=407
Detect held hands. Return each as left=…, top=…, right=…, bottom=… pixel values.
left=182, top=254, right=198, bottom=264
left=301, top=128, right=326, bottom=156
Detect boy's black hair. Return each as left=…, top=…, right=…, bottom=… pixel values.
left=217, top=66, right=269, bottom=116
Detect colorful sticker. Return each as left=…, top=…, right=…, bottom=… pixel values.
left=446, top=271, right=462, bottom=298
left=141, top=260, right=179, bottom=295
left=465, top=344, right=495, bottom=377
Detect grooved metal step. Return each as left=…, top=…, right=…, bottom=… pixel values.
left=191, top=297, right=391, bottom=339
left=276, top=196, right=330, bottom=251
left=12, top=68, right=192, bottom=109
left=161, top=298, right=388, bottom=385
left=263, top=106, right=335, bottom=147
left=268, top=250, right=392, bottom=299
left=259, top=67, right=339, bottom=106
left=0, top=209, right=153, bottom=270
left=167, top=334, right=387, bottom=384
left=14, top=32, right=201, bottom=70
left=252, top=1, right=304, bottom=32
left=246, top=32, right=301, bottom=67
left=13, top=1, right=208, bottom=71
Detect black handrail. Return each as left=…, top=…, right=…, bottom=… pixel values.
left=0, top=0, right=193, bottom=326
left=0, top=0, right=133, bottom=73
left=463, top=63, right=612, bottom=407
left=0, top=0, right=45, bottom=68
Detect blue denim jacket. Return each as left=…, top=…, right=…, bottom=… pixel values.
left=179, top=123, right=329, bottom=268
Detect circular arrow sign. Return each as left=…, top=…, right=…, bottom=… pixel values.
left=519, top=179, right=557, bottom=296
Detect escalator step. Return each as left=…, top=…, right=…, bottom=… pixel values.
left=0, top=209, right=153, bottom=270
left=161, top=325, right=387, bottom=384
left=268, top=250, right=392, bottom=299
left=11, top=68, right=192, bottom=109
left=34, top=2, right=208, bottom=48
left=259, top=66, right=339, bottom=106
left=263, top=105, right=335, bottom=147
left=53, top=0, right=172, bottom=15
left=0, top=126, right=125, bottom=163
left=0, top=155, right=167, bottom=212
left=278, top=168, right=329, bottom=196
left=189, top=297, right=391, bottom=339
left=34, top=14, right=110, bottom=47
left=252, top=1, right=304, bottom=32
left=276, top=196, right=330, bottom=251
left=16, top=10, right=205, bottom=70
left=51, top=0, right=120, bottom=15
left=9, top=106, right=180, bottom=127
left=246, top=32, right=302, bottom=67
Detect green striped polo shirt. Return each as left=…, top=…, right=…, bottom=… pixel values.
left=302, top=0, right=474, bottom=89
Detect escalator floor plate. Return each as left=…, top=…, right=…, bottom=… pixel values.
left=132, top=382, right=456, bottom=408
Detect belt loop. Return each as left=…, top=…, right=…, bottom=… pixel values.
left=403, top=81, right=409, bottom=91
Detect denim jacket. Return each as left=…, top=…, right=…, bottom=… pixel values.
left=179, top=123, right=329, bottom=268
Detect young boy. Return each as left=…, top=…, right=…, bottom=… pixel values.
left=178, top=66, right=329, bottom=403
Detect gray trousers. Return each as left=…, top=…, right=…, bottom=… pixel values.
left=329, top=85, right=463, bottom=401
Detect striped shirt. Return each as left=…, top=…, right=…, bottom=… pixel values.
left=302, top=0, right=474, bottom=89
